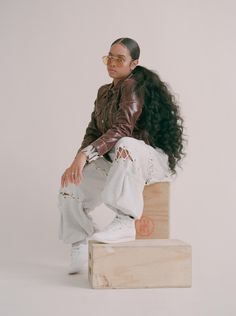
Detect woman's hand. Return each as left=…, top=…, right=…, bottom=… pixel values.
left=61, top=152, right=87, bottom=187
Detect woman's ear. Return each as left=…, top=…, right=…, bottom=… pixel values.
left=130, top=59, right=139, bottom=70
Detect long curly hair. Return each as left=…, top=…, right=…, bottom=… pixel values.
left=111, top=37, right=188, bottom=176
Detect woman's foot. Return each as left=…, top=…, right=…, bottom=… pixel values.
left=68, top=225, right=101, bottom=275
left=88, top=213, right=136, bottom=243
left=68, top=241, right=88, bottom=275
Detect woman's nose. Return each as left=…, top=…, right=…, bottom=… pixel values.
left=110, top=61, right=116, bottom=67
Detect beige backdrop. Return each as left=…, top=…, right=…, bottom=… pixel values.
left=0, top=0, right=235, bottom=315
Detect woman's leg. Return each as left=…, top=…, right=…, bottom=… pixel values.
left=100, top=136, right=173, bottom=220
left=57, top=156, right=112, bottom=244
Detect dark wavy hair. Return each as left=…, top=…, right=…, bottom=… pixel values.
left=111, top=37, right=188, bottom=176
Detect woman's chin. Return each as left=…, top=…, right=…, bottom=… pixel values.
left=108, top=73, right=116, bottom=78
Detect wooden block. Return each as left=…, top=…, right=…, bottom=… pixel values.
left=88, top=239, right=192, bottom=289
left=135, top=182, right=170, bottom=239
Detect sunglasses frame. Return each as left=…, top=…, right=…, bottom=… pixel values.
left=102, top=55, right=133, bottom=67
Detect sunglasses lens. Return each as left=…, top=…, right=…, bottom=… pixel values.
left=102, top=56, right=109, bottom=65
left=117, top=59, right=123, bottom=66
left=102, top=55, right=125, bottom=67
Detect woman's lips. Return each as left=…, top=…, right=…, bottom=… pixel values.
left=108, top=69, right=116, bottom=72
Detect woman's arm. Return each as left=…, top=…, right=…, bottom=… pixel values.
left=87, top=79, right=144, bottom=157
left=75, top=86, right=104, bottom=159
left=79, top=144, right=100, bottom=163
left=76, top=104, right=100, bottom=154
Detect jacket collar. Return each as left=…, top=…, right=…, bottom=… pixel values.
left=108, top=71, right=134, bottom=92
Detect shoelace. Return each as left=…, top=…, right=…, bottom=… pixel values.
left=106, top=215, right=133, bottom=232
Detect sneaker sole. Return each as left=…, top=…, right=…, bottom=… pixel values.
left=89, top=235, right=136, bottom=243
left=68, top=264, right=88, bottom=275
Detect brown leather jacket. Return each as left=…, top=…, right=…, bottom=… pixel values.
left=76, top=72, right=152, bottom=161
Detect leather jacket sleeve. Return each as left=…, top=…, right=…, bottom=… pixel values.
left=76, top=98, right=102, bottom=155
left=89, top=79, right=144, bottom=157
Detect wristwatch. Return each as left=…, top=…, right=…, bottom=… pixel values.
left=80, top=144, right=99, bottom=163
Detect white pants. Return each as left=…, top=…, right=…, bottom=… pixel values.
left=57, top=137, right=173, bottom=244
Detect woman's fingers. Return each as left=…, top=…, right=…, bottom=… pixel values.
left=74, top=172, right=83, bottom=186
left=61, top=168, right=83, bottom=187
left=61, top=172, right=66, bottom=187
left=60, top=154, right=87, bottom=187
left=71, top=167, right=84, bottom=186
left=61, top=169, right=70, bottom=187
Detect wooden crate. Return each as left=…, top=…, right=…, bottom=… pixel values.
left=88, top=239, right=192, bottom=289
left=135, top=182, right=170, bottom=239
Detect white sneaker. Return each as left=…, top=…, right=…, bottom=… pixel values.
left=68, top=225, right=101, bottom=275
left=89, top=213, right=136, bottom=243
left=68, top=243, right=88, bottom=275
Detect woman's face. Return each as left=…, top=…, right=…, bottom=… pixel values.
left=106, top=43, right=138, bottom=80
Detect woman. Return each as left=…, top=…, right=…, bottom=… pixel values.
left=57, top=37, right=187, bottom=274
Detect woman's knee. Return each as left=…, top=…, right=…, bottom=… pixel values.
left=114, top=137, right=143, bottom=161
left=58, top=182, right=80, bottom=199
